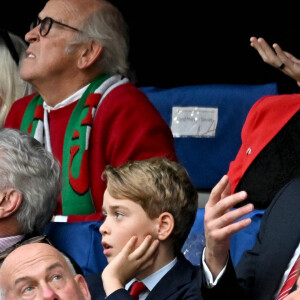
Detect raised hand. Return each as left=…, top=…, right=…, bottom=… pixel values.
left=204, top=175, right=254, bottom=278
left=250, top=36, right=300, bottom=86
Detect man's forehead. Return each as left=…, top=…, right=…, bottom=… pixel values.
left=0, top=245, right=67, bottom=285
left=42, top=0, right=102, bottom=18
left=41, top=0, right=79, bottom=19
left=1, top=243, right=62, bottom=271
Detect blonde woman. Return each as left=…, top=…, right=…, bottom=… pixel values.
left=0, top=29, right=34, bottom=127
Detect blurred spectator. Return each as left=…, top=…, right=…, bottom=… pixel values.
left=0, top=29, right=34, bottom=127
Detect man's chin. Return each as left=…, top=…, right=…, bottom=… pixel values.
left=19, top=68, right=35, bottom=83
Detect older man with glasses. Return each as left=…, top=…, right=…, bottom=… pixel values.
left=5, top=0, right=177, bottom=223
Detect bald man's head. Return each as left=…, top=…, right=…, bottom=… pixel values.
left=0, top=243, right=91, bottom=299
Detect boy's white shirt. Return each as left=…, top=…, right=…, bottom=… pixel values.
left=125, top=257, right=177, bottom=299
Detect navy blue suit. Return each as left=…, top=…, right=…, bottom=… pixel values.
left=86, top=254, right=202, bottom=299
left=200, top=177, right=300, bottom=300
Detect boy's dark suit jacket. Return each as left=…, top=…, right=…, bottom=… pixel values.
left=200, top=177, right=300, bottom=300
left=85, top=254, right=202, bottom=299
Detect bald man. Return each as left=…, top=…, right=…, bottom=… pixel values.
left=0, top=243, right=91, bottom=299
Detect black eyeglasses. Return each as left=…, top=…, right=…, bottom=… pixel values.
left=0, top=235, right=52, bottom=263
left=0, top=29, right=19, bottom=65
left=30, top=17, right=82, bottom=37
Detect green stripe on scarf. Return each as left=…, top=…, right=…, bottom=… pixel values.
left=62, top=74, right=110, bottom=215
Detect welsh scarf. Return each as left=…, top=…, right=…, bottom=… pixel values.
left=20, top=74, right=129, bottom=215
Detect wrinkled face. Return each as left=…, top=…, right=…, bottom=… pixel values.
left=20, top=0, right=85, bottom=87
left=0, top=243, right=91, bottom=300
left=99, top=189, right=158, bottom=263
left=285, top=276, right=300, bottom=300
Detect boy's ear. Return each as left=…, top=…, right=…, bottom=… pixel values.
left=0, top=189, right=22, bottom=218
left=156, top=212, right=174, bottom=241
left=77, top=41, right=103, bottom=69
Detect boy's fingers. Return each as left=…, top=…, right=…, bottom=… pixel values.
left=129, top=235, right=158, bottom=260
left=136, top=239, right=159, bottom=265
left=120, top=236, right=138, bottom=256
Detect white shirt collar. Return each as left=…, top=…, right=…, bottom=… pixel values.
left=0, top=235, right=25, bottom=252
left=43, top=84, right=90, bottom=112
left=125, top=257, right=178, bottom=292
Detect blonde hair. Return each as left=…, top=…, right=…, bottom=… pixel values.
left=103, top=157, right=198, bottom=255
left=0, top=31, right=34, bottom=127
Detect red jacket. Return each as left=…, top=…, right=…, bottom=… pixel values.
left=5, top=82, right=177, bottom=222
left=228, top=93, right=300, bottom=194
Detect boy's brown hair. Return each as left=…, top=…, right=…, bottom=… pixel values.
left=102, top=157, right=198, bottom=255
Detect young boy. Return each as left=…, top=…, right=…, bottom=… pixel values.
left=86, top=157, right=200, bottom=299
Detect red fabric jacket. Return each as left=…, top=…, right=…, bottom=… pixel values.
left=228, top=94, right=300, bottom=194
left=5, top=82, right=178, bottom=222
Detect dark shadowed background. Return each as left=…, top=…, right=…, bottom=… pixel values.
left=3, top=1, right=300, bottom=92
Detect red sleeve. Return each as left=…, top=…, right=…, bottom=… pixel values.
left=5, top=94, right=36, bottom=129
left=97, top=82, right=178, bottom=164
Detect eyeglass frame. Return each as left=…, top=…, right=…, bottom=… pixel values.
left=30, top=16, right=83, bottom=37
left=0, top=235, right=52, bottom=263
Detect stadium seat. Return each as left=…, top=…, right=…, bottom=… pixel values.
left=141, top=83, right=278, bottom=192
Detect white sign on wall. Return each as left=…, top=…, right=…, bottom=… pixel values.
left=171, top=106, right=218, bottom=137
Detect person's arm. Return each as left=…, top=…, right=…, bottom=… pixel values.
left=202, top=248, right=228, bottom=287
left=199, top=175, right=254, bottom=300
left=250, top=36, right=300, bottom=86
left=203, top=175, right=254, bottom=279
left=202, top=177, right=300, bottom=300
left=102, top=235, right=159, bottom=297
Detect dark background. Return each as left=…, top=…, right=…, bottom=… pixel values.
left=3, top=1, right=300, bottom=93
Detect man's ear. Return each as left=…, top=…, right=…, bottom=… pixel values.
left=156, top=212, right=174, bottom=241
left=74, top=274, right=91, bottom=300
left=0, top=189, right=22, bottom=218
left=77, top=41, right=103, bottom=69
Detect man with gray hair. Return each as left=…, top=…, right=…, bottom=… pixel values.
left=0, top=128, right=61, bottom=252
left=5, top=0, right=177, bottom=223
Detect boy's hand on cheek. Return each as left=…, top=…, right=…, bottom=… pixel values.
left=102, top=235, right=159, bottom=296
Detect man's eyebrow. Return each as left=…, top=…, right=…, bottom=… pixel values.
left=14, top=262, right=65, bottom=285
left=46, top=262, right=65, bottom=272
left=15, top=276, right=32, bottom=286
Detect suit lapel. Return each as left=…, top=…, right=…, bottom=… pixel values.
left=255, top=178, right=300, bottom=298
left=146, top=255, right=199, bottom=299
